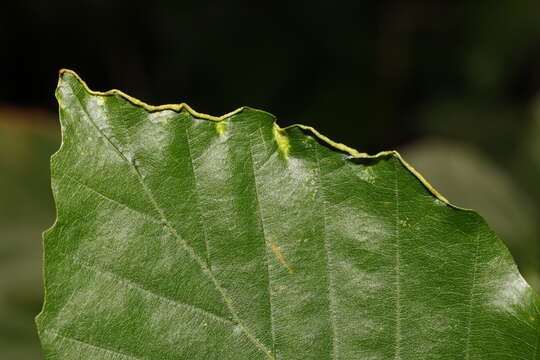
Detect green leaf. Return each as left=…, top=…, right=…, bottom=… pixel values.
left=37, top=70, right=540, bottom=359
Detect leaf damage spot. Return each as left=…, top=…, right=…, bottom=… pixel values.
left=267, top=238, right=294, bottom=274
left=272, top=124, right=290, bottom=159
left=216, top=121, right=226, bottom=136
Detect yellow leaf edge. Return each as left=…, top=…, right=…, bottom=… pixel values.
left=58, top=68, right=462, bottom=211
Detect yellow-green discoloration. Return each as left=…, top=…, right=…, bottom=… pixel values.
left=273, top=124, right=290, bottom=158
left=267, top=238, right=294, bottom=274
left=216, top=121, right=226, bottom=136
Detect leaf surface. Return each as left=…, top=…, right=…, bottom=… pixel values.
left=37, top=70, right=540, bottom=359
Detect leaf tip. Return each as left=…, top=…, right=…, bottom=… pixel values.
left=57, top=68, right=84, bottom=89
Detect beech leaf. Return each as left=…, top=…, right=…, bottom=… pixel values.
left=37, top=70, right=540, bottom=359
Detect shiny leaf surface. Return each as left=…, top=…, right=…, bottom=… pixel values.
left=37, top=70, right=540, bottom=359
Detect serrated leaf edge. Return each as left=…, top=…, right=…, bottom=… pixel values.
left=57, top=69, right=456, bottom=210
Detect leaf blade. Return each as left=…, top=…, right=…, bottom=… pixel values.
left=37, top=70, right=540, bottom=359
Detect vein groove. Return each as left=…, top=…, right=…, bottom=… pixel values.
left=535, top=326, right=540, bottom=360
left=532, top=291, right=539, bottom=359
left=314, top=146, right=338, bottom=360
left=393, top=160, right=402, bottom=360
left=185, top=126, right=212, bottom=264
left=464, top=233, right=480, bottom=360
left=247, top=137, right=277, bottom=357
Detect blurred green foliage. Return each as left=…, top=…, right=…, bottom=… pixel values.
left=0, top=115, right=59, bottom=358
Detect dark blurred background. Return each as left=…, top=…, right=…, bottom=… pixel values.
left=2, top=1, right=540, bottom=358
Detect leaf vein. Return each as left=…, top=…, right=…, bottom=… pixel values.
left=533, top=301, right=540, bottom=360
left=72, top=257, right=235, bottom=326
left=61, top=173, right=162, bottom=224
left=393, top=159, right=402, bottom=360
left=464, top=233, right=480, bottom=360
left=314, top=146, right=338, bottom=360
left=45, top=329, right=144, bottom=360
left=247, top=138, right=277, bottom=357
left=185, top=125, right=212, bottom=264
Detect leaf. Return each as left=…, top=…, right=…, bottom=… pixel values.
left=37, top=70, right=540, bottom=359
